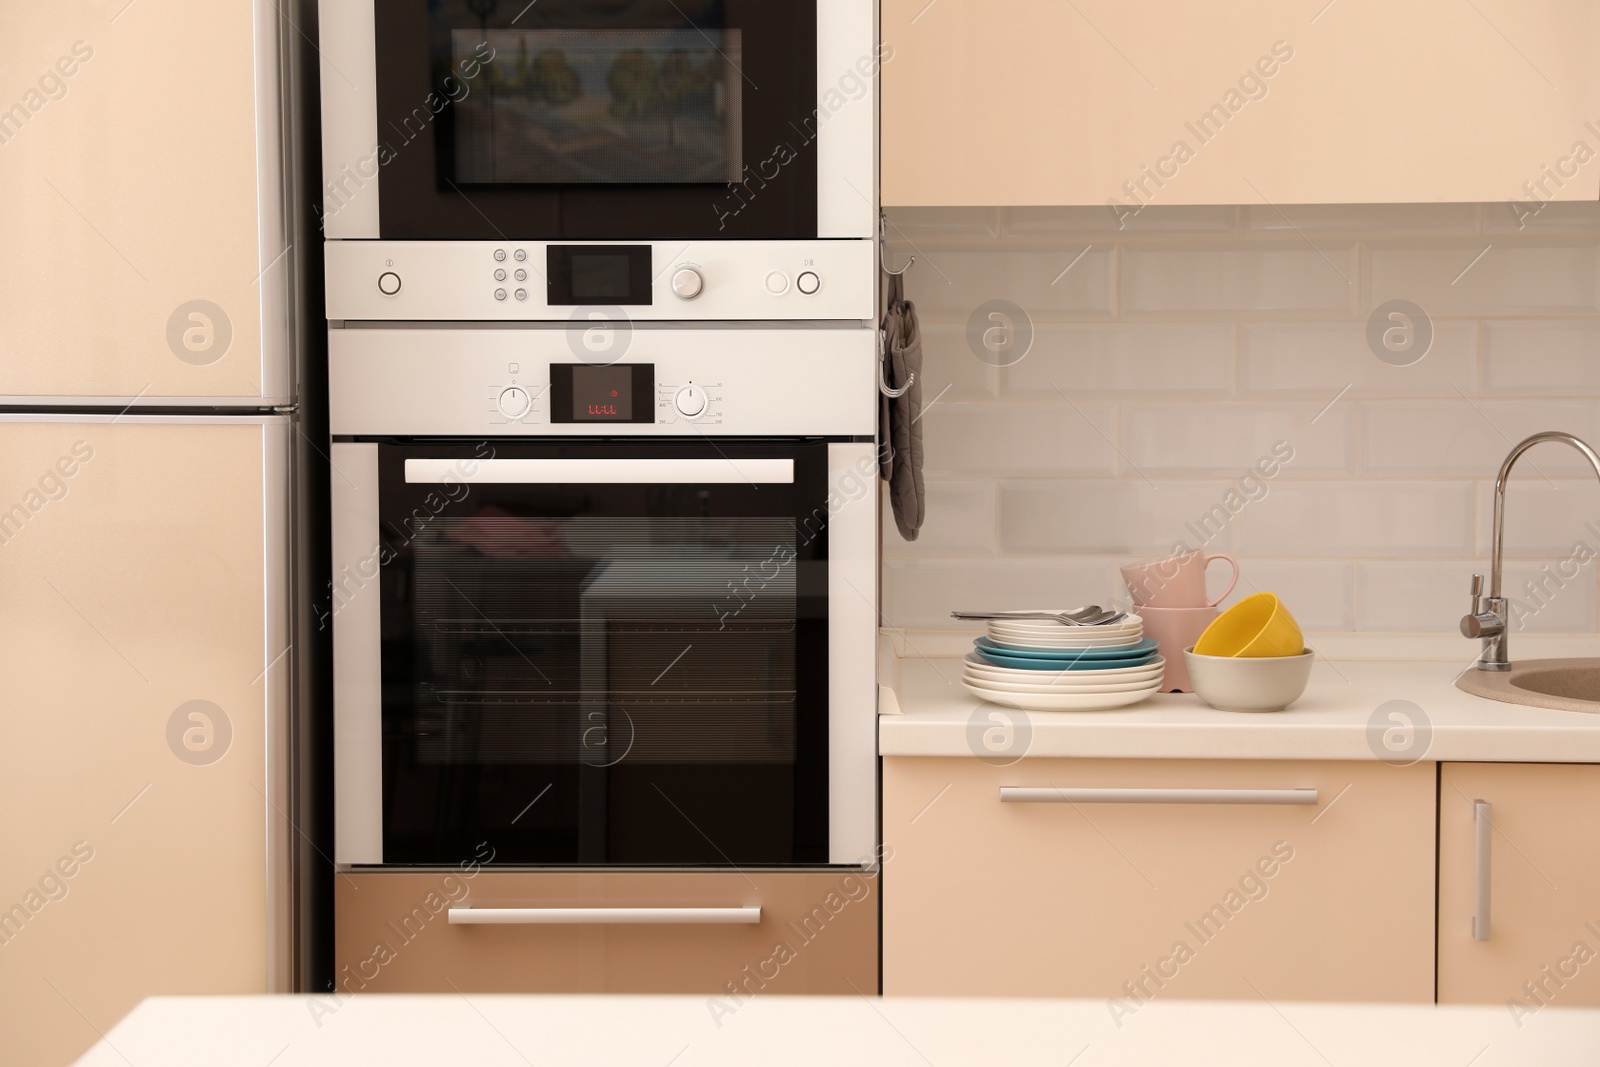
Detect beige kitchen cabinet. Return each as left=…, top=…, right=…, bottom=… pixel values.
left=0, top=418, right=290, bottom=1066
left=883, top=757, right=1435, bottom=1003
left=0, top=2, right=286, bottom=403
left=883, top=0, right=1600, bottom=206
left=332, top=870, right=878, bottom=999
left=1439, top=763, right=1600, bottom=1012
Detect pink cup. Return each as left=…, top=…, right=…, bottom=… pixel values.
left=1139, top=605, right=1220, bottom=693
left=1121, top=550, right=1239, bottom=608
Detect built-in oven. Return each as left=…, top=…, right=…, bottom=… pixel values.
left=329, top=328, right=877, bottom=870
left=318, top=0, right=878, bottom=321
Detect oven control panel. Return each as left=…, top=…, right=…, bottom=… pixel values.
left=331, top=329, right=872, bottom=437
left=325, top=240, right=874, bottom=322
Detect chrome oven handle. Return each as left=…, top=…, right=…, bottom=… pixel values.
left=447, top=905, right=761, bottom=925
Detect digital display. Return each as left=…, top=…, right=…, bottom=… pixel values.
left=571, top=253, right=632, bottom=302
left=571, top=365, right=633, bottom=421
left=549, top=364, right=656, bottom=425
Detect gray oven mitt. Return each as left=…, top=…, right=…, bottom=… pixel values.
left=879, top=271, right=925, bottom=540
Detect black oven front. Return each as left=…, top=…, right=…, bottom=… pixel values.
left=372, top=438, right=832, bottom=866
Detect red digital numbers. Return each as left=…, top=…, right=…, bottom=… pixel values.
left=588, top=404, right=618, bottom=416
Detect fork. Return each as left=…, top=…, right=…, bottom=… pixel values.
left=951, top=607, right=1128, bottom=626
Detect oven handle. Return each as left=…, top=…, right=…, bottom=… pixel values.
left=406, top=458, right=794, bottom=485
left=447, top=905, right=762, bottom=925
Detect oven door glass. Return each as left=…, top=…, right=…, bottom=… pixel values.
left=377, top=441, right=830, bottom=865
left=374, top=1, right=818, bottom=240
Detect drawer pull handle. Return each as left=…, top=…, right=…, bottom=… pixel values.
left=999, top=787, right=1319, bottom=805
left=1474, top=799, right=1492, bottom=942
left=447, top=906, right=762, bottom=925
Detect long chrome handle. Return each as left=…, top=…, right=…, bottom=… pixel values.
left=405, top=458, right=794, bottom=485
left=999, top=787, right=1318, bottom=805
left=447, top=906, right=761, bottom=925
left=1474, top=800, right=1492, bottom=941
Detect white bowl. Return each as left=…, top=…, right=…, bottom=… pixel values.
left=963, top=681, right=1160, bottom=711
left=1183, top=646, right=1315, bottom=712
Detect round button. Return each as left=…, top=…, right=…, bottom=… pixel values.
left=797, top=271, right=820, bottom=295
left=514, top=288, right=528, bottom=301
left=674, top=385, right=707, bottom=418
left=494, top=268, right=507, bottom=282
left=764, top=270, right=790, bottom=295
left=494, top=249, right=507, bottom=262
left=494, top=288, right=507, bottom=301
left=377, top=271, right=402, bottom=296
left=671, top=267, right=704, bottom=300
left=514, top=268, right=527, bottom=282
left=513, top=249, right=527, bottom=262
left=498, top=386, right=531, bottom=419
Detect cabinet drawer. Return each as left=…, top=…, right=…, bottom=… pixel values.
left=334, top=869, right=877, bottom=995
left=884, top=758, right=1434, bottom=1003
left=1439, top=763, right=1600, bottom=1009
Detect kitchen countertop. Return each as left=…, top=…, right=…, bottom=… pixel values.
left=880, top=653, right=1600, bottom=762
left=76, top=994, right=1600, bottom=1065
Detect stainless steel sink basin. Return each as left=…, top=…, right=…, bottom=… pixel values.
left=1456, top=658, right=1600, bottom=713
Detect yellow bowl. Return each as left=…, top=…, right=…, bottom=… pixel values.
left=1193, top=592, right=1304, bottom=658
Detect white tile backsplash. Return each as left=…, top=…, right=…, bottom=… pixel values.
left=882, top=204, right=1600, bottom=635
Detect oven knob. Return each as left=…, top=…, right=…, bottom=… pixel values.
left=797, top=271, right=820, bottom=295
left=674, top=385, right=707, bottom=418
left=498, top=386, right=531, bottom=419
left=377, top=271, right=402, bottom=296
left=671, top=267, right=704, bottom=300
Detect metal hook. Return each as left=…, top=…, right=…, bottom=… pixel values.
left=880, top=211, right=914, bottom=276
left=878, top=327, right=914, bottom=398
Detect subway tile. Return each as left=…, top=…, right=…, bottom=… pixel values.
left=1240, top=482, right=1476, bottom=557
left=916, top=323, right=999, bottom=400
left=920, top=403, right=1118, bottom=476
left=1003, top=205, right=1236, bottom=237
left=882, top=559, right=1122, bottom=630
left=1474, top=479, right=1600, bottom=558
left=1355, top=561, right=1595, bottom=633
left=899, top=248, right=1115, bottom=322
left=1362, top=400, right=1600, bottom=477
left=998, top=481, right=1241, bottom=557
left=1122, top=244, right=1357, bottom=314
left=1241, top=203, right=1480, bottom=235
left=1483, top=201, right=1600, bottom=234
left=1223, top=560, right=1354, bottom=632
left=1481, top=321, right=1600, bottom=396
left=883, top=207, right=1001, bottom=240
left=1239, top=321, right=1476, bottom=397
left=1366, top=242, right=1600, bottom=315
left=881, top=481, right=997, bottom=558
left=1001, top=323, right=1234, bottom=398
left=1122, top=403, right=1355, bottom=478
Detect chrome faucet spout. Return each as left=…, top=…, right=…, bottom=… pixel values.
left=1468, top=432, right=1600, bottom=670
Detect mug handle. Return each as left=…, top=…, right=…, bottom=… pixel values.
left=1204, top=554, right=1240, bottom=607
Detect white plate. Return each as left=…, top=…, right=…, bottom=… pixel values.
left=984, top=630, right=1144, bottom=649
left=962, top=654, right=1164, bottom=683
left=963, top=681, right=1160, bottom=711
left=986, top=615, right=1143, bottom=634
left=962, top=671, right=1161, bottom=695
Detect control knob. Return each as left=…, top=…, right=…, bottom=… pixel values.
left=671, top=267, right=704, bottom=300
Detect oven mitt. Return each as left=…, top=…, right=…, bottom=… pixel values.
left=879, top=271, right=926, bottom=540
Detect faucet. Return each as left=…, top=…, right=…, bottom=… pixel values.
left=1461, top=431, right=1600, bottom=670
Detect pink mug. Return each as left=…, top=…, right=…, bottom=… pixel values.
left=1121, top=550, right=1239, bottom=608
left=1138, top=605, right=1219, bottom=692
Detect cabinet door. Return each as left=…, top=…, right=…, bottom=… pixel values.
left=0, top=418, right=290, bottom=1066
left=0, top=2, right=283, bottom=402
left=1439, top=763, right=1600, bottom=1009
left=883, top=757, right=1435, bottom=1002
left=883, top=0, right=1600, bottom=206
left=333, top=870, right=878, bottom=997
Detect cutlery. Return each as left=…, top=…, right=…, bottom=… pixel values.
left=952, top=607, right=1128, bottom=626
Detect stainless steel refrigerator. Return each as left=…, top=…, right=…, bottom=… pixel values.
left=0, top=3, right=307, bottom=1063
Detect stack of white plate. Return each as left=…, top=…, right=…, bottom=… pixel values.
left=963, top=613, right=1163, bottom=711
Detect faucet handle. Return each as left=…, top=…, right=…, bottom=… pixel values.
left=1471, top=573, right=1484, bottom=597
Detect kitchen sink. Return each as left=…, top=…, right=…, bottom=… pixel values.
left=1456, top=658, right=1600, bottom=714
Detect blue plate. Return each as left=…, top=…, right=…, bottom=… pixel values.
left=975, top=636, right=1159, bottom=660
left=974, top=647, right=1159, bottom=671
